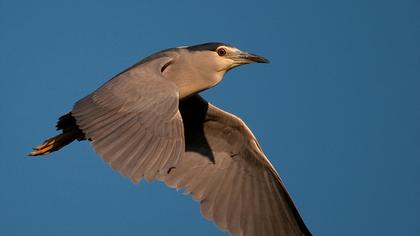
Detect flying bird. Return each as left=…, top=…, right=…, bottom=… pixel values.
left=29, top=42, right=311, bottom=236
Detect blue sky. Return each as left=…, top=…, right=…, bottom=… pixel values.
left=1, top=0, right=419, bottom=235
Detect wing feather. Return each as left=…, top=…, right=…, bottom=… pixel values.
left=72, top=57, right=184, bottom=183
left=163, top=95, right=310, bottom=236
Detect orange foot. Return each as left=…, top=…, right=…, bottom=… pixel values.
left=28, top=139, right=56, bottom=156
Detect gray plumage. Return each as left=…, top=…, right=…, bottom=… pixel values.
left=30, top=42, right=311, bottom=236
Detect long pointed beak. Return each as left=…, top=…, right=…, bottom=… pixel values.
left=230, top=51, right=270, bottom=64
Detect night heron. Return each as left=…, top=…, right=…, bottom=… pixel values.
left=29, top=42, right=311, bottom=236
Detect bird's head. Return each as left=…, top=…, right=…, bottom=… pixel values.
left=161, top=42, right=269, bottom=99
left=185, top=42, right=269, bottom=73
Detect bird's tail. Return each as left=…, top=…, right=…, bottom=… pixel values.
left=28, top=113, right=85, bottom=156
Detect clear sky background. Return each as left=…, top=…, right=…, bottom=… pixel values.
left=1, top=0, right=419, bottom=235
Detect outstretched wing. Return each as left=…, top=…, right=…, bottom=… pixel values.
left=72, top=57, right=184, bottom=183
left=164, top=95, right=311, bottom=236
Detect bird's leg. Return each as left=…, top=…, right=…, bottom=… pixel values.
left=28, top=129, right=81, bottom=156
left=29, top=138, right=57, bottom=156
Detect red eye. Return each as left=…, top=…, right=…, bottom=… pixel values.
left=217, top=48, right=227, bottom=56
